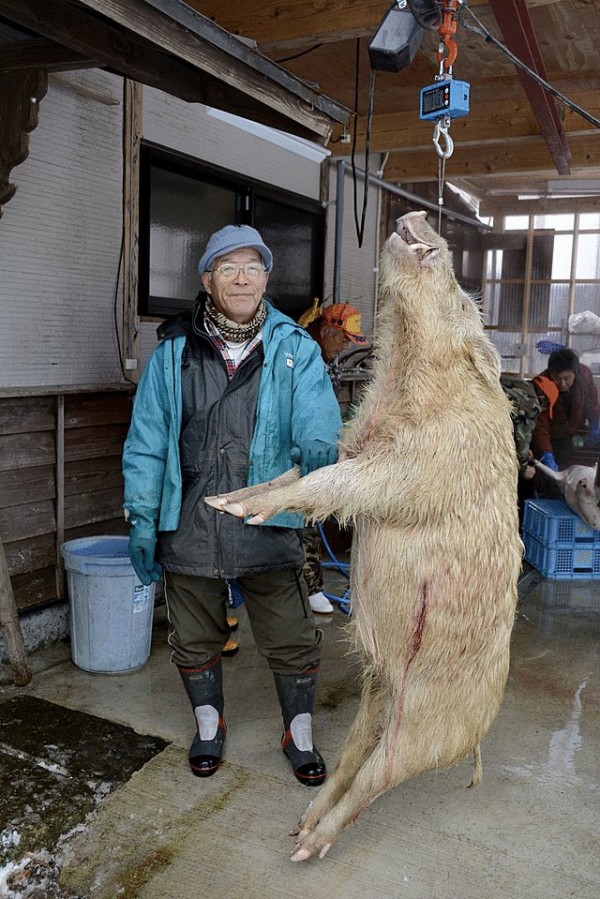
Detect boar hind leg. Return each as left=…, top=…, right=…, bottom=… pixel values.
left=290, top=691, right=430, bottom=862
left=293, top=669, right=387, bottom=841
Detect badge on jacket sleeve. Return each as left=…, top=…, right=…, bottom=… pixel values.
left=285, top=354, right=294, bottom=368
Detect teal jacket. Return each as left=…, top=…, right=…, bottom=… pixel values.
left=123, top=302, right=343, bottom=535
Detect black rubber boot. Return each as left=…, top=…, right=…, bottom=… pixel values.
left=273, top=667, right=326, bottom=787
left=178, top=656, right=226, bottom=778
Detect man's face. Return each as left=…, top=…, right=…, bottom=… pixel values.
left=202, top=248, right=268, bottom=324
left=551, top=369, right=576, bottom=392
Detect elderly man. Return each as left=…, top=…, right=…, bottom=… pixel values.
left=123, top=225, right=342, bottom=786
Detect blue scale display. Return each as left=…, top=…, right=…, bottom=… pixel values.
left=419, top=79, right=470, bottom=121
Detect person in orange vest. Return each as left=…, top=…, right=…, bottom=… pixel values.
left=531, top=347, right=600, bottom=471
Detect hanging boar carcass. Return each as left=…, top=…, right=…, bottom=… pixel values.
left=205, top=211, right=523, bottom=861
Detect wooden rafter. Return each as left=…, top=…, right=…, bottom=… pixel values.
left=487, top=0, right=571, bottom=174
left=0, top=39, right=96, bottom=72
left=336, top=90, right=600, bottom=155
left=188, top=0, right=492, bottom=52
left=382, top=132, right=599, bottom=183
left=0, top=0, right=349, bottom=142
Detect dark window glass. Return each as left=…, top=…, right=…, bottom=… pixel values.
left=254, top=195, right=324, bottom=321
left=138, top=144, right=324, bottom=321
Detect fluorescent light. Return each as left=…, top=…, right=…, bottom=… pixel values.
left=205, top=107, right=331, bottom=162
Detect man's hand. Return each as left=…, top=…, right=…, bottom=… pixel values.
left=128, top=531, right=163, bottom=586
left=290, top=441, right=338, bottom=477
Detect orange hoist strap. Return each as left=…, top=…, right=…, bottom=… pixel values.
left=437, top=0, right=460, bottom=70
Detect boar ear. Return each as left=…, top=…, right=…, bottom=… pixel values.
left=466, top=337, right=502, bottom=390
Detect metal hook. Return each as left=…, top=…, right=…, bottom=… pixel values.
left=432, top=116, right=454, bottom=159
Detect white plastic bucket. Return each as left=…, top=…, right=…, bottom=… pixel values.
left=61, top=536, right=155, bottom=674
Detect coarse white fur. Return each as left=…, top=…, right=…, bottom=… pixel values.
left=205, top=211, right=523, bottom=861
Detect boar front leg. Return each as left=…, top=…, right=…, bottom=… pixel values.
left=205, top=466, right=301, bottom=510
left=205, top=457, right=382, bottom=524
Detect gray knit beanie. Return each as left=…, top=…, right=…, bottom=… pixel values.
left=198, top=224, right=273, bottom=273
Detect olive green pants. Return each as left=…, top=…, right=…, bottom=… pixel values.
left=164, top=568, right=322, bottom=675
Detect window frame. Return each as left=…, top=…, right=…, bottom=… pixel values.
left=138, top=142, right=326, bottom=320
left=482, top=212, right=600, bottom=377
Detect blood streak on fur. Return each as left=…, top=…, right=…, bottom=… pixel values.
left=385, top=583, right=429, bottom=783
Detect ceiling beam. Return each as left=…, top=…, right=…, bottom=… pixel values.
left=185, top=0, right=391, bottom=52
left=186, top=1, right=500, bottom=51
left=0, top=39, right=96, bottom=72
left=382, top=132, right=600, bottom=182
left=487, top=0, right=571, bottom=175
left=335, top=90, right=600, bottom=154
left=0, top=0, right=348, bottom=142
left=479, top=195, right=600, bottom=217
left=83, top=0, right=348, bottom=130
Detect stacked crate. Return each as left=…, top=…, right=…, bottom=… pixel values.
left=522, top=498, right=600, bottom=579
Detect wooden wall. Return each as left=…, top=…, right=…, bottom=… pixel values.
left=0, top=389, right=133, bottom=612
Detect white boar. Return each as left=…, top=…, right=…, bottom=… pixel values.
left=534, top=459, right=600, bottom=529
left=205, top=211, right=523, bottom=861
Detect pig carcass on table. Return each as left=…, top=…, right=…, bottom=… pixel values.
left=533, top=460, right=600, bottom=529
left=205, top=211, right=523, bottom=862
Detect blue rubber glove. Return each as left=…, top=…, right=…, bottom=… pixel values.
left=290, top=440, right=338, bottom=477
left=539, top=451, right=559, bottom=472
left=586, top=420, right=600, bottom=448
left=128, top=530, right=163, bottom=586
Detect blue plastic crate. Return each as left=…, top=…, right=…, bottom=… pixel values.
left=522, top=498, right=600, bottom=546
left=523, top=531, right=600, bottom=579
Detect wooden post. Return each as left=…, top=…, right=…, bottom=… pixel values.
left=0, top=537, right=32, bottom=686
left=55, top=393, right=66, bottom=599
left=122, top=78, right=142, bottom=382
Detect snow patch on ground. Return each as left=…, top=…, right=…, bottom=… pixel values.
left=1, top=777, right=121, bottom=896
left=0, top=851, right=84, bottom=898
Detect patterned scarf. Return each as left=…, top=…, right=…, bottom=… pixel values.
left=204, top=295, right=267, bottom=342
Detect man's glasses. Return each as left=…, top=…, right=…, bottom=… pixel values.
left=211, top=263, right=266, bottom=279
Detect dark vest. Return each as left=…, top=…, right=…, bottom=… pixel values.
left=157, top=330, right=303, bottom=578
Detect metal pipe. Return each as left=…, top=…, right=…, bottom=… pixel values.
left=338, top=160, right=492, bottom=231
left=333, top=159, right=346, bottom=301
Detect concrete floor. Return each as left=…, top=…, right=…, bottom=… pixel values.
left=1, top=568, right=599, bottom=899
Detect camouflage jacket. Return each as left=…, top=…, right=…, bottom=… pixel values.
left=500, top=374, right=544, bottom=468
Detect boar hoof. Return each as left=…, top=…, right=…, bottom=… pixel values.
left=246, top=513, right=267, bottom=525
left=222, top=502, right=247, bottom=517
left=290, top=846, right=312, bottom=863
left=319, top=843, right=332, bottom=859
left=204, top=495, right=226, bottom=510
